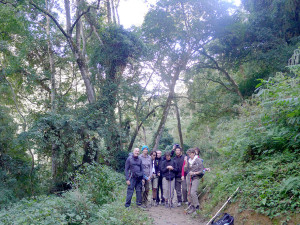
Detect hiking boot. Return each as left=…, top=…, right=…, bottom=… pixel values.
left=183, top=201, right=189, bottom=205
left=177, top=202, right=182, bottom=207
left=187, top=206, right=195, bottom=214
left=137, top=204, right=147, bottom=210
left=165, top=200, right=169, bottom=208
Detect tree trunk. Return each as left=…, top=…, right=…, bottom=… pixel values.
left=117, top=99, right=123, bottom=151
left=127, top=105, right=163, bottom=152
left=73, top=0, right=96, bottom=104
left=174, top=97, right=184, bottom=150
left=142, top=126, right=147, bottom=145
left=46, top=0, right=58, bottom=182
left=152, top=68, right=182, bottom=150
left=106, top=0, right=112, bottom=23
left=111, top=0, right=116, bottom=24
left=30, top=0, right=96, bottom=103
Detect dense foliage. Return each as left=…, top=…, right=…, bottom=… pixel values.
left=188, top=66, right=299, bottom=220
left=0, top=164, right=150, bottom=224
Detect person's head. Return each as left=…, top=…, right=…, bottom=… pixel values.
left=133, top=148, right=140, bottom=157
left=194, top=147, right=200, bottom=156
left=156, top=150, right=162, bottom=158
left=141, top=145, right=149, bottom=156
left=175, top=147, right=182, bottom=156
left=150, top=151, right=157, bottom=160
left=187, top=148, right=195, bottom=159
left=165, top=151, right=171, bottom=161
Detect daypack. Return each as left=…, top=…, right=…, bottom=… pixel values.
left=211, top=213, right=234, bottom=225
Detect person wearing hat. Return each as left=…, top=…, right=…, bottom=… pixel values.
left=139, top=145, right=152, bottom=208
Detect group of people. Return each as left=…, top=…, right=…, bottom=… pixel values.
left=124, top=144, right=210, bottom=214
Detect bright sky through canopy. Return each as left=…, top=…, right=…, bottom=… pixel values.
left=119, top=0, right=241, bottom=28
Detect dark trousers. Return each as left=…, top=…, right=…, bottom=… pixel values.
left=125, top=177, right=142, bottom=207
left=175, top=177, right=182, bottom=203
left=156, top=175, right=165, bottom=203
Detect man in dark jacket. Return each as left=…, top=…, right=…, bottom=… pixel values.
left=173, top=146, right=185, bottom=207
left=155, top=150, right=164, bottom=205
left=125, top=148, right=144, bottom=208
left=161, top=151, right=178, bottom=208
left=156, top=148, right=175, bottom=205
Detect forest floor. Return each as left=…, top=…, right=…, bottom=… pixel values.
left=143, top=191, right=206, bottom=225
left=146, top=203, right=206, bottom=225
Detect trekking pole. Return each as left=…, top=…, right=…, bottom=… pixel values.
left=205, top=187, right=240, bottom=225
left=169, top=170, right=171, bottom=209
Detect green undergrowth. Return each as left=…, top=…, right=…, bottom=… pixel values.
left=0, top=164, right=150, bottom=224
left=199, top=151, right=299, bottom=220
left=197, top=69, right=300, bottom=221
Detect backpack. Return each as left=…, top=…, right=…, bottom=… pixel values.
left=211, top=213, right=234, bottom=225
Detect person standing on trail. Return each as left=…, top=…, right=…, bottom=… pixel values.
left=125, top=148, right=144, bottom=208
left=181, top=156, right=189, bottom=205
left=184, top=148, right=204, bottom=214
left=173, top=145, right=185, bottom=207
left=161, top=151, right=178, bottom=208
left=194, top=147, right=211, bottom=172
left=150, top=151, right=160, bottom=206
left=139, top=145, right=152, bottom=208
left=155, top=150, right=165, bottom=205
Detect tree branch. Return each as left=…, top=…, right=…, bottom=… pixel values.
left=205, top=78, right=235, bottom=93
left=70, top=7, right=91, bottom=34
left=29, top=0, right=69, bottom=39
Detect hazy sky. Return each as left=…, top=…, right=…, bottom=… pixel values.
left=118, top=0, right=241, bottom=28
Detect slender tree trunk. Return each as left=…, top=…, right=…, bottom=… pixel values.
left=142, top=126, right=147, bottom=145
left=115, top=0, right=120, bottom=24
left=111, top=0, right=116, bottom=24
left=127, top=105, right=163, bottom=152
left=106, top=0, right=112, bottom=23
left=152, top=70, right=180, bottom=150
left=30, top=0, right=96, bottom=103
left=46, top=0, right=58, bottom=182
left=174, top=97, right=184, bottom=150
left=63, top=0, right=96, bottom=104
left=117, top=100, right=123, bottom=151
left=152, top=55, right=188, bottom=150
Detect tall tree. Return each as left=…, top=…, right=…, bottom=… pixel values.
left=143, top=0, right=242, bottom=149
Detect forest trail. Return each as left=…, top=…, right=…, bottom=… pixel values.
left=146, top=203, right=206, bottom=225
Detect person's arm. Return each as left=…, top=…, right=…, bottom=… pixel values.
left=149, top=157, right=153, bottom=179
left=125, top=158, right=131, bottom=185
left=125, top=157, right=131, bottom=181
left=172, top=161, right=178, bottom=172
left=161, top=161, right=167, bottom=173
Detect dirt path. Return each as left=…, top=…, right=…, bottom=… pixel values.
left=146, top=203, right=206, bottom=225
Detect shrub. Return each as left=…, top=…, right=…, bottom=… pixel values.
left=0, top=164, right=150, bottom=224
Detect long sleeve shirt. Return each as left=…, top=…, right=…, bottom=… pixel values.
left=139, top=154, right=152, bottom=178
left=125, top=155, right=143, bottom=181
